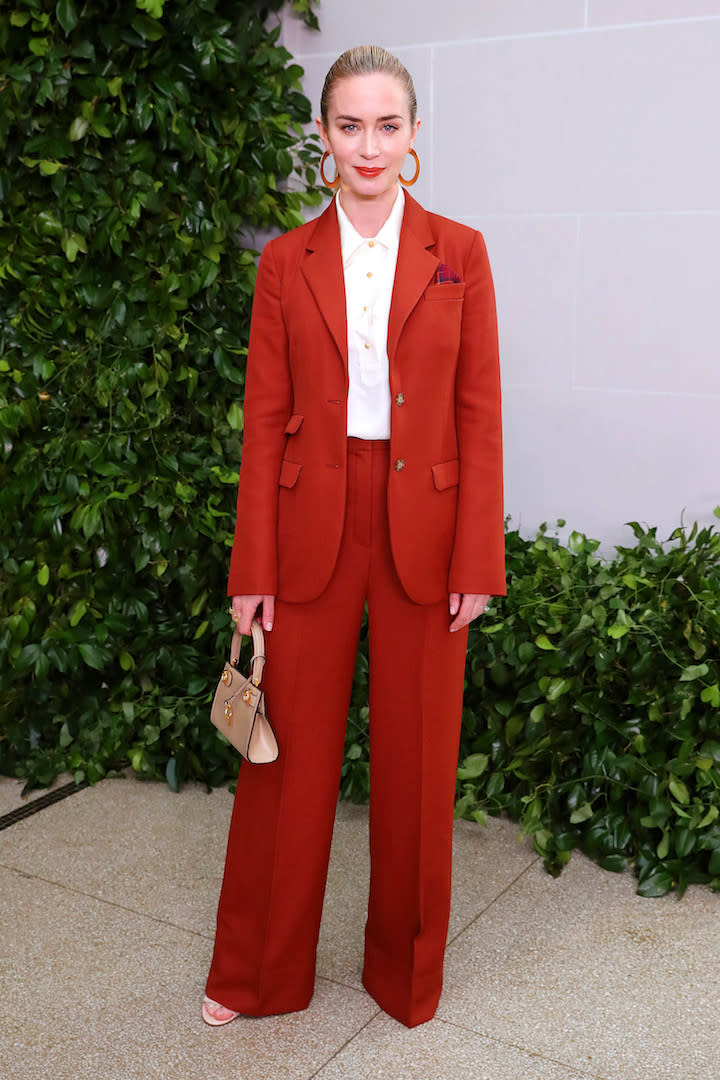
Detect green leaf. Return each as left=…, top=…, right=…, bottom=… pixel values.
left=137, top=0, right=166, bottom=17
left=56, top=0, right=79, bottom=34
left=78, top=643, right=108, bottom=670
left=679, top=663, right=709, bottom=682
left=700, top=684, right=719, bottom=706
left=569, top=803, right=593, bottom=824
left=69, top=600, right=87, bottom=627
left=545, top=677, right=571, bottom=702
left=226, top=402, right=244, bottom=431
left=668, top=778, right=690, bottom=805
left=165, top=757, right=179, bottom=792
left=37, top=564, right=50, bottom=586
left=534, top=634, right=557, bottom=651
left=637, top=868, right=674, bottom=898
left=69, top=116, right=90, bottom=141
left=457, top=753, right=489, bottom=781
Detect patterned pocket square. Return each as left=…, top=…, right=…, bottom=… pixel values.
left=434, top=264, right=462, bottom=284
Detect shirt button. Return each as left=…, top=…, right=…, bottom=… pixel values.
left=368, top=240, right=375, bottom=248
left=394, top=458, right=405, bottom=472
left=364, top=343, right=370, bottom=350
left=394, top=392, right=405, bottom=406
left=363, top=305, right=368, bottom=312
left=366, top=271, right=373, bottom=278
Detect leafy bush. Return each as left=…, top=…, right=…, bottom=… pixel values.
left=452, top=513, right=720, bottom=898
left=0, top=0, right=320, bottom=789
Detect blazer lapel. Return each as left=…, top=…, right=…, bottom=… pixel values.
left=387, top=192, right=439, bottom=363
left=301, top=201, right=348, bottom=374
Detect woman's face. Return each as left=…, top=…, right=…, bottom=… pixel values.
left=317, top=72, right=420, bottom=200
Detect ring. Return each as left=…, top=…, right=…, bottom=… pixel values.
left=228, top=607, right=241, bottom=624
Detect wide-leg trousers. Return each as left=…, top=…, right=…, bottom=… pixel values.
left=205, top=438, right=469, bottom=1028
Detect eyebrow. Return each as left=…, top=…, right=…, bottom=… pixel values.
left=335, top=114, right=404, bottom=122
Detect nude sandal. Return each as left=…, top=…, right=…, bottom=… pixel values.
left=202, top=995, right=240, bottom=1027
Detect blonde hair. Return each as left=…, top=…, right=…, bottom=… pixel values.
left=320, top=45, right=417, bottom=128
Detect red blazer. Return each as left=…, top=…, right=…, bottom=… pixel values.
left=227, top=192, right=505, bottom=605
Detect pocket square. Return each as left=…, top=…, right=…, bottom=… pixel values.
left=434, top=264, right=462, bottom=284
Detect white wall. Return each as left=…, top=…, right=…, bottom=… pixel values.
left=281, top=2, right=720, bottom=548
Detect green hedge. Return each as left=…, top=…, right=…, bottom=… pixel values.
left=459, top=515, right=720, bottom=897
left=0, top=0, right=320, bottom=790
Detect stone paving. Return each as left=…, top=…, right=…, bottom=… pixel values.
left=1, top=774, right=717, bottom=1080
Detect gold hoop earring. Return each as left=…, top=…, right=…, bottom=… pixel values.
left=399, top=148, right=420, bottom=187
left=320, top=151, right=340, bottom=190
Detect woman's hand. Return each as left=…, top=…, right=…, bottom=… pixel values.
left=229, top=595, right=275, bottom=635
left=448, top=592, right=490, bottom=632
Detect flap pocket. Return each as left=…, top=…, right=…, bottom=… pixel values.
left=278, top=459, right=302, bottom=488
left=431, top=458, right=459, bottom=491
left=423, top=283, right=465, bottom=301
left=283, top=413, right=304, bottom=435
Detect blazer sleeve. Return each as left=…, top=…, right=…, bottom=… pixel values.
left=448, top=230, right=506, bottom=597
left=227, top=240, right=292, bottom=597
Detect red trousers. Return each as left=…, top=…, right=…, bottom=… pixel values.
left=206, top=439, right=469, bottom=1027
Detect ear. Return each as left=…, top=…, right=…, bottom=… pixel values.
left=315, top=117, right=331, bottom=153
left=408, top=118, right=421, bottom=148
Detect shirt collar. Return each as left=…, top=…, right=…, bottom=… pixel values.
left=336, top=185, right=405, bottom=268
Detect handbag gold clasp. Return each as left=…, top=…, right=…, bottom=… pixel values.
left=221, top=669, right=231, bottom=685
left=224, top=703, right=232, bottom=724
left=242, top=688, right=252, bottom=704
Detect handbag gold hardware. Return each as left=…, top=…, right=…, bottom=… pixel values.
left=221, top=669, right=231, bottom=685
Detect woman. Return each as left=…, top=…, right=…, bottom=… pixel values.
left=203, top=45, right=504, bottom=1030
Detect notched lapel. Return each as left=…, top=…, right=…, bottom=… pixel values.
left=301, top=203, right=348, bottom=374
left=387, top=195, right=439, bottom=363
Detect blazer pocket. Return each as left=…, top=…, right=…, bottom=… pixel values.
left=278, top=459, right=302, bottom=488
left=423, top=283, right=465, bottom=301
left=283, top=413, right=304, bottom=435
left=432, top=458, right=460, bottom=491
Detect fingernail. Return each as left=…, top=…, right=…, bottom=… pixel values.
left=450, top=605, right=457, bottom=615
left=265, top=621, right=273, bottom=631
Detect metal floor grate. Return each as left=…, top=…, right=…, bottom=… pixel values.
left=0, top=780, right=89, bottom=832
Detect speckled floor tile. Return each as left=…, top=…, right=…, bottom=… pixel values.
left=438, top=851, right=720, bottom=1080
left=312, top=1012, right=596, bottom=1080
left=0, top=775, right=233, bottom=937
left=317, top=804, right=537, bottom=991
left=0, top=866, right=377, bottom=1080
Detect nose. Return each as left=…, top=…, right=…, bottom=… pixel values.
left=360, top=129, right=380, bottom=159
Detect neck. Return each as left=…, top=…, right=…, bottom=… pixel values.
left=337, top=183, right=401, bottom=238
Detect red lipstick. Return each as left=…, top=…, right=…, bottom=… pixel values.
left=355, top=167, right=384, bottom=177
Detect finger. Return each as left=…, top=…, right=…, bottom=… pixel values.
left=262, top=595, right=275, bottom=632
left=449, top=594, right=473, bottom=632
left=449, top=592, right=461, bottom=616
left=230, top=596, right=260, bottom=637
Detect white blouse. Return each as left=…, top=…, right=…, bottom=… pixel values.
left=336, top=186, right=405, bottom=439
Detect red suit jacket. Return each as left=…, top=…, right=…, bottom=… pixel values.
left=227, top=192, right=505, bottom=605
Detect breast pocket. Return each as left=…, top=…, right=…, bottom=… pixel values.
left=423, top=283, right=465, bottom=302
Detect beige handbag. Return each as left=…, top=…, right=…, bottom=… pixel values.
left=210, top=620, right=278, bottom=763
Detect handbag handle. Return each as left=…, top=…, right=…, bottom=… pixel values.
left=229, top=619, right=266, bottom=686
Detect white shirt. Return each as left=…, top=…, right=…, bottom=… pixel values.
left=336, top=186, right=405, bottom=439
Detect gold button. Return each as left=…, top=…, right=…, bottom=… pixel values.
left=364, top=342, right=370, bottom=350
left=366, top=271, right=373, bottom=278
left=394, top=392, right=405, bottom=406
left=394, top=458, right=405, bottom=472
left=363, top=305, right=368, bottom=312
left=368, top=240, right=375, bottom=248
